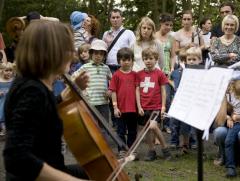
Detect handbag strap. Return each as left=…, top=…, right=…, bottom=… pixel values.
left=107, top=29, right=126, bottom=52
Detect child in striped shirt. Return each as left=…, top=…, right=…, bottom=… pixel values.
left=73, top=40, right=112, bottom=123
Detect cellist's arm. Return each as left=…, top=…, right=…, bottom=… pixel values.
left=36, top=163, right=90, bottom=181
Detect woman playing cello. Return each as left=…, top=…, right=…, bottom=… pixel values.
left=3, top=20, right=90, bottom=181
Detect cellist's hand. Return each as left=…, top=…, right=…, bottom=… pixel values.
left=74, top=70, right=89, bottom=90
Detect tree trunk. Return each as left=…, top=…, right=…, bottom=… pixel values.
left=182, top=0, right=192, bottom=11
left=152, top=0, right=160, bottom=29
left=198, top=0, right=205, bottom=23
left=171, top=0, right=176, bottom=16
left=161, top=0, right=167, bottom=13
left=89, top=0, right=96, bottom=15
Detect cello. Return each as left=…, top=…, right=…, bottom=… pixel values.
left=58, top=74, right=130, bottom=181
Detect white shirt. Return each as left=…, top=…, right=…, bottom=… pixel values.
left=202, top=31, right=211, bottom=48
left=102, top=26, right=136, bottom=65
left=131, top=40, right=164, bottom=72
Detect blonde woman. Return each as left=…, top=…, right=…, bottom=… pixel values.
left=211, top=14, right=240, bottom=66
left=131, top=17, right=164, bottom=72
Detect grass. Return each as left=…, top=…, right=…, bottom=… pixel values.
left=125, top=151, right=239, bottom=181
left=64, top=133, right=240, bottom=181
left=121, top=134, right=240, bottom=181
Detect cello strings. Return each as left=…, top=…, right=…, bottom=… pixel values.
left=107, top=111, right=160, bottom=181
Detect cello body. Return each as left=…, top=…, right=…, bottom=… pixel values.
left=58, top=88, right=130, bottom=181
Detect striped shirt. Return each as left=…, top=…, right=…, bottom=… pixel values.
left=72, top=62, right=112, bottom=105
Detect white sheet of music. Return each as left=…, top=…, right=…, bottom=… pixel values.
left=168, top=67, right=233, bottom=131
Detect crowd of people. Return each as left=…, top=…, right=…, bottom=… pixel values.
left=1, top=1, right=240, bottom=180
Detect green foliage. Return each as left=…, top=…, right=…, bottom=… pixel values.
left=1, top=0, right=240, bottom=45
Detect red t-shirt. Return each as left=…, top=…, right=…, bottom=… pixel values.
left=0, top=33, right=5, bottom=50
left=109, top=70, right=137, bottom=113
left=136, top=69, right=168, bottom=110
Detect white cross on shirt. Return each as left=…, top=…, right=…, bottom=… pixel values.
left=140, top=77, right=155, bottom=93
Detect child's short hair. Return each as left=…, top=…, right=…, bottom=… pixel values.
left=117, top=47, right=134, bottom=64
left=78, top=43, right=91, bottom=55
left=186, top=47, right=202, bottom=60
left=0, top=62, right=16, bottom=71
left=142, top=47, right=159, bottom=60
left=178, top=48, right=187, bottom=63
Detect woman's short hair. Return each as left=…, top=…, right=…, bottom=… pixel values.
left=136, top=17, right=156, bottom=44
left=159, top=13, right=174, bottom=23
left=15, top=20, right=74, bottom=79
left=221, top=14, right=239, bottom=33
left=199, top=17, right=211, bottom=29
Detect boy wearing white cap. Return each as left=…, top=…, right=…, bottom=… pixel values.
left=73, top=40, right=112, bottom=124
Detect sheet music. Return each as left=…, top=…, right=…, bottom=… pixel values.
left=168, top=67, right=233, bottom=131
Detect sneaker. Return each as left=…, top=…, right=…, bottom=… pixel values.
left=144, top=150, right=157, bottom=161
left=226, top=167, right=237, bottom=177
left=162, top=148, right=172, bottom=160
left=169, top=144, right=177, bottom=150
left=130, top=151, right=139, bottom=161
left=118, top=150, right=126, bottom=159
left=166, top=127, right=171, bottom=134
left=190, top=144, right=197, bottom=150
left=181, top=145, right=189, bottom=154
left=0, top=130, right=5, bottom=136
left=213, top=157, right=224, bottom=166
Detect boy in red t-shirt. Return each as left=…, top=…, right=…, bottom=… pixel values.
left=109, top=47, right=138, bottom=158
left=136, top=47, right=171, bottom=161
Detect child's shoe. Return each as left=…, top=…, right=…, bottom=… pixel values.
left=181, top=145, right=189, bottom=154
left=144, top=150, right=157, bottom=161
left=162, top=148, right=172, bottom=160
left=169, top=144, right=178, bottom=150
left=190, top=143, right=197, bottom=150
left=213, top=157, right=224, bottom=166
left=226, top=167, right=237, bottom=177
left=129, top=151, right=139, bottom=161
left=118, top=150, right=126, bottom=159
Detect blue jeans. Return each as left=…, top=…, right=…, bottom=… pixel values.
left=169, top=118, right=180, bottom=145
left=225, top=123, right=240, bottom=168
left=169, top=118, right=191, bottom=146
left=214, top=127, right=227, bottom=161
left=163, top=83, right=174, bottom=129
left=214, top=126, right=240, bottom=167
left=189, top=127, right=196, bottom=147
